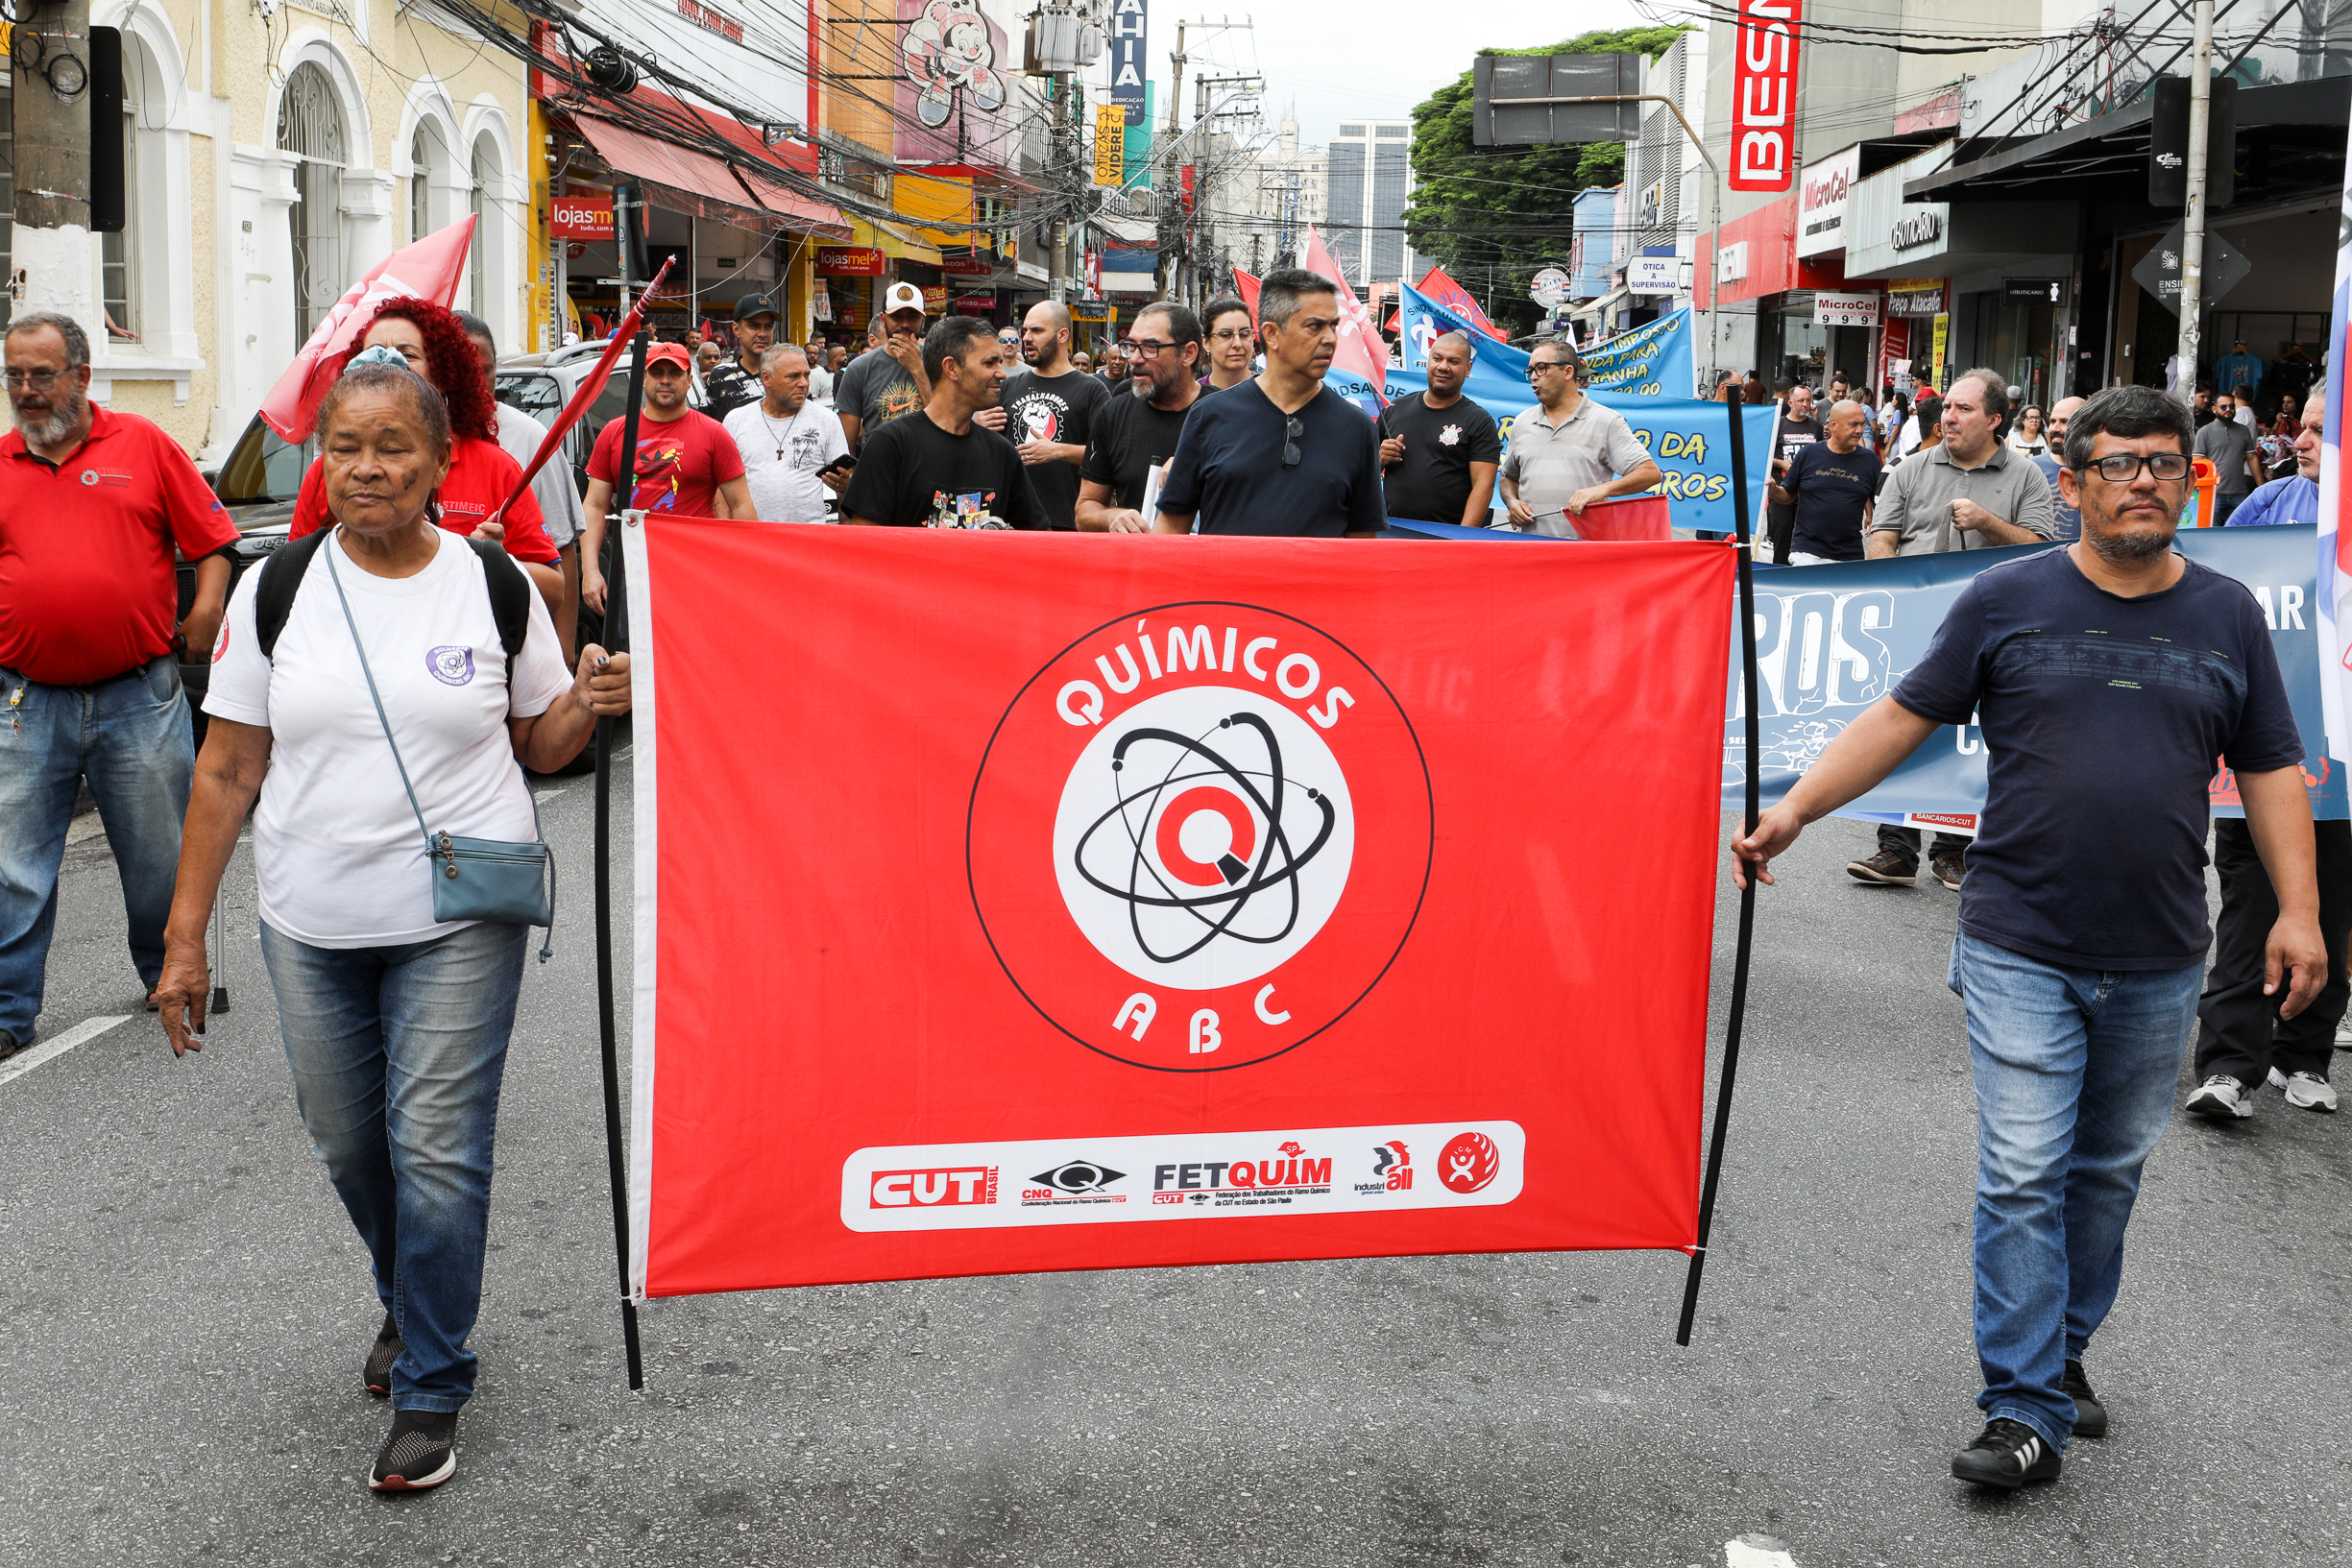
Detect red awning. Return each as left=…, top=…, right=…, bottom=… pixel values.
left=574, top=116, right=847, bottom=236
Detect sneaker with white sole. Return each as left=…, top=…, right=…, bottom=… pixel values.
left=2337, top=1016, right=2352, bottom=1048
left=1952, top=1417, right=2062, bottom=1490
left=2267, top=1067, right=2339, bottom=1112
left=2184, top=1074, right=2255, bottom=1120
left=369, top=1409, right=457, bottom=1492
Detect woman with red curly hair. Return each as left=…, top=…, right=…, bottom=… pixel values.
left=287, top=298, right=563, bottom=606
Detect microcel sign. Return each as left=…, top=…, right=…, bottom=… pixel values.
left=1795, top=146, right=1857, bottom=258
left=1731, top=0, right=1801, bottom=192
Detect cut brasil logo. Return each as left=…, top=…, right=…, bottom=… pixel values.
left=966, top=603, right=1434, bottom=1072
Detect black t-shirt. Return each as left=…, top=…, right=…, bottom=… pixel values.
left=1157, top=380, right=1386, bottom=537
left=1376, top=392, right=1503, bottom=524
left=1081, top=390, right=1201, bottom=512
left=1894, top=548, right=2303, bottom=970
left=999, top=368, right=1110, bottom=530
left=838, top=411, right=1044, bottom=529
left=1772, top=414, right=1822, bottom=474
left=1781, top=441, right=1882, bottom=561
left=701, top=357, right=764, bottom=422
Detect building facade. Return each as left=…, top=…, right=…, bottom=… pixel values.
left=1323, top=118, right=1415, bottom=292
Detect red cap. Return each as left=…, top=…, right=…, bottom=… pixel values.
left=644, top=341, right=693, bottom=373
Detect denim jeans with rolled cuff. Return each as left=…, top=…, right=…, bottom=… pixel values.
left=261, top=918, right=525, bottom=1412
left=1948, top=931, right=2202, bottom=1451
left=0, top=656, right=193, bottom=1042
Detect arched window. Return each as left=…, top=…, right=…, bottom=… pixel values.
left=278, top=62, right=348, bottom=344
left=468, top=132, right=501, bottom=318
left=100, top=46, right=145, bottom=342
left=410, top=127, right=432, bottom=243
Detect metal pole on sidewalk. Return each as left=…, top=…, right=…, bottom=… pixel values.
left=593, top=329, right=651, bottom=1390
left=1678, top=381, right=1761, bottom=1346
left=2177, top=0, right=2215, bottom=400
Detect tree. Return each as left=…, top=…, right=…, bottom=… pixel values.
left=1403, top=27, right=1687, bottom=336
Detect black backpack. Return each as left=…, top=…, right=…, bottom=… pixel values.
left=255, top=530, right=531, bottom=663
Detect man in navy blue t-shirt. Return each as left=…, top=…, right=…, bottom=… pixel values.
left=1777, top=399, right=1880, bottom=563
left=1154, top=268, right=1385, bottom=538
left=1731, top=385, right=2326, bottom=1493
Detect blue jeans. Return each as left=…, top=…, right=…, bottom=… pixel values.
left=0, top=657, right=193, bottom=1041
left=1949, top=932, right=2203, bottom=1450
left=261, top=919, right=525, bottom=1412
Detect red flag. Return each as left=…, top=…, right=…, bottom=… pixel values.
left=620, top=524, right=1732, bottom=1296
left=257, top=217, right=476, bottom=442
left=496, top=257, right=677, bottom=520
left=1231, top=266, right=1261, bottom=326
left=1414, top=264, right=1508, bottom=344
left=1303, top=226, right=1389, bottom=408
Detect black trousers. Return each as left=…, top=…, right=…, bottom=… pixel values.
left=1875, top=823, right=1970, bottom=867
left=1766, top=501, right=1796, bottom=564
left=2193, top=817, right=2351, bottom=1085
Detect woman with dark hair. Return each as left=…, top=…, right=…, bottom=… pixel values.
left=285, top=298, right=563, bottom=607
left=155, top=360, right=631, bottom=1492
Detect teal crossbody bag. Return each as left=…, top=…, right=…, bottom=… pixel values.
left=324, top=542, right=557, bottom=961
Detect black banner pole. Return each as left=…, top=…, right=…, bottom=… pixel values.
left=594, top=329, right=651, bottom=1389
left=1678, top=382, right=1763, bottom=1346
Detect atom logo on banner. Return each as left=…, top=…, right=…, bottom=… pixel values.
left=969, top=604, right=1432, bottom=1073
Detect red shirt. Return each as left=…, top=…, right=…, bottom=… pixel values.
left=0, top=406, right=240, bottom=685
left=287, top=435, right=560, bottom=565
left=586, top=409, right=744, bottom=517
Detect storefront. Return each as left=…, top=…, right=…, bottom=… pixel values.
left=1694, top=190, right=1851, bottom=389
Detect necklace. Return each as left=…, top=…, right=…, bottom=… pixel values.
left=759, top=403, right=802, bottom=461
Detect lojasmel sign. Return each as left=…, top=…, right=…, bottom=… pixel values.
left=1731, top=0, right=1802, bottom=192
left=550, top=195, right=614, bottom=241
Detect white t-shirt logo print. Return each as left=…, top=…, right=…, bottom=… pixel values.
left=427, top=644, right=476, bottom=687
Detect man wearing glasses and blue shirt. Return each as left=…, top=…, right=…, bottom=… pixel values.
left=1733, top=384, right=2325, bottom=1492
left=1153, top=269, right=1386, bottom=538
left=1496, top=341, right=1661, bottom=537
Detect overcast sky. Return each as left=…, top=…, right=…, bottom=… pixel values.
left=1151, top=0, right=1661, bottom=148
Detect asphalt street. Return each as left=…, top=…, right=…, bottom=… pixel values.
left=3, top=769, right=2348, bottom=1568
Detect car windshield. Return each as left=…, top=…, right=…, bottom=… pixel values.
left=212, top=417, right=313, bottom=505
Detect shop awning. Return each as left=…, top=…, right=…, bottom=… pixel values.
left=1571, top=283, right=1631, bottom=321
left=850, top=215, right=944, bottom=267
left=1907, top=73, right=2351, bottom=203
left=575, top=116, right=847, bottom=236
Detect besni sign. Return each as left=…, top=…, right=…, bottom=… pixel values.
left=1731, top=0, right=1802, bottom=191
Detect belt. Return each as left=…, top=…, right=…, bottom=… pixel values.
left=0, top=653, right=170, bottom=692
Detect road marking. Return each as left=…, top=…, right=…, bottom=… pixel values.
left=535, top=788, right=569, bottom=803
left=65, top=813, right=107, bottom=847
left=0, top=1014, right=133, bottom=1090
left=1726, top=1537, right=1799, bottom=1568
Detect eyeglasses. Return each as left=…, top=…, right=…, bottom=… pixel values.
left=1127, top=339, right=1178, bottom=358
left=3, top=370, right=68, bottom=390
left=1209, top=327, right=1253, bottom=342
left=2079, top=451, right=2193, bottom=483
left=1282, top=416, right=1303, bottom=469
left=1528, top=361, right=1570, bottom=377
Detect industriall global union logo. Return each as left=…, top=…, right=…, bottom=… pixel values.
left=967, top=603, right=1433, bottom=1073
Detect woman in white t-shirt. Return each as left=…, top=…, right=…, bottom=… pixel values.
left=151, top=362, right=633, bottom=1494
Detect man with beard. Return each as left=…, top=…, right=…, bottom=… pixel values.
left=1153, top=269, right=1386, bottom=538
left=972, top=302, right=1108, bottom=530
left=699, top=294, right=781, bottom=421
left=1733, top=384, right=2323, bottom=1492
left=1096, top=345, right=1130, bottom=394
left=1077, top=302, right=1205, bottom=533
left=1200, top=298, right=1256, bottom=394
left=1376, top=330, right=1501, bottom=527
left=836, top=283, right=932, bottom=451
left=840, top=316, right=1043, bottom=530
left=580, top=341, right=752, bottom=615
left=0, top=312, right=239, bottom=1059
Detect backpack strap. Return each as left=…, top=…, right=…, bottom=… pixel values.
left=254, top=529, right=333, bottom=662
left=464, top=536, right=533, bottom=664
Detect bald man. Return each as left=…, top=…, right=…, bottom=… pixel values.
left=1777, top=398, right=1881, bottom=565
left=976, top=300, right=1111, bottom=529
left=1378, top=329, right=1502, bottom=526
left=2030, top=396, right=2087, bottom=543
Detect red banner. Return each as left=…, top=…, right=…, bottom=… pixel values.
left=1731, top=0, right=1801, bottom=191
left=622, top=526, right=1732, bottom=1296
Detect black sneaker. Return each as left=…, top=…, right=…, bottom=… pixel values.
left=1846, top=848, right=1919, bottom=885
left=1930, top=849, right=1967, bottom=891
left=2063, top=1361, right=2107, bottom=1438
left=0, top=1029, right=21, bottom=1064
left=1951, top=1417, right=2062, bottom=1490
left=369, top=1409, right=457, bottom=1492
left=364, top=1312, right=401, bottom=1398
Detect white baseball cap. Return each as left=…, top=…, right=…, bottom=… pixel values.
left=883, top=280, right=926, bottom=315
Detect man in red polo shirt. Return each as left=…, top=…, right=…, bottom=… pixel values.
left=579, top=340, right=750, bottom=617
left=0, top=312, right=239, bottom=1060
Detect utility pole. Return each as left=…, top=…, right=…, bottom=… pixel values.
left=2175, top=0, right=2214, bottom=402
left=13, top=0, right=103, bottom=333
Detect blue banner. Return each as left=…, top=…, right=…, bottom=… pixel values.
left=1721, top=527, right=2346, bottom=824
left=1580, top=308, right=1695, bottom=398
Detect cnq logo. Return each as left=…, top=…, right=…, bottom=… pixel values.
left=1733, top=589, right=1899, bottom=718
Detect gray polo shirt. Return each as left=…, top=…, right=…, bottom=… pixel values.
left=1872, top=441, right=2057, bottom=556
left=1500, top=395, right=1652, bottom=539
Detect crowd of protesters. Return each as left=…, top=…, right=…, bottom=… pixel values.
left=1, top=261, right=2344, bottom=1505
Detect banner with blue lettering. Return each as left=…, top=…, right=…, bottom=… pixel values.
left=1580, top=309, right=1695, bottom=398
left=1722, top=527, right=2346, bottom=824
